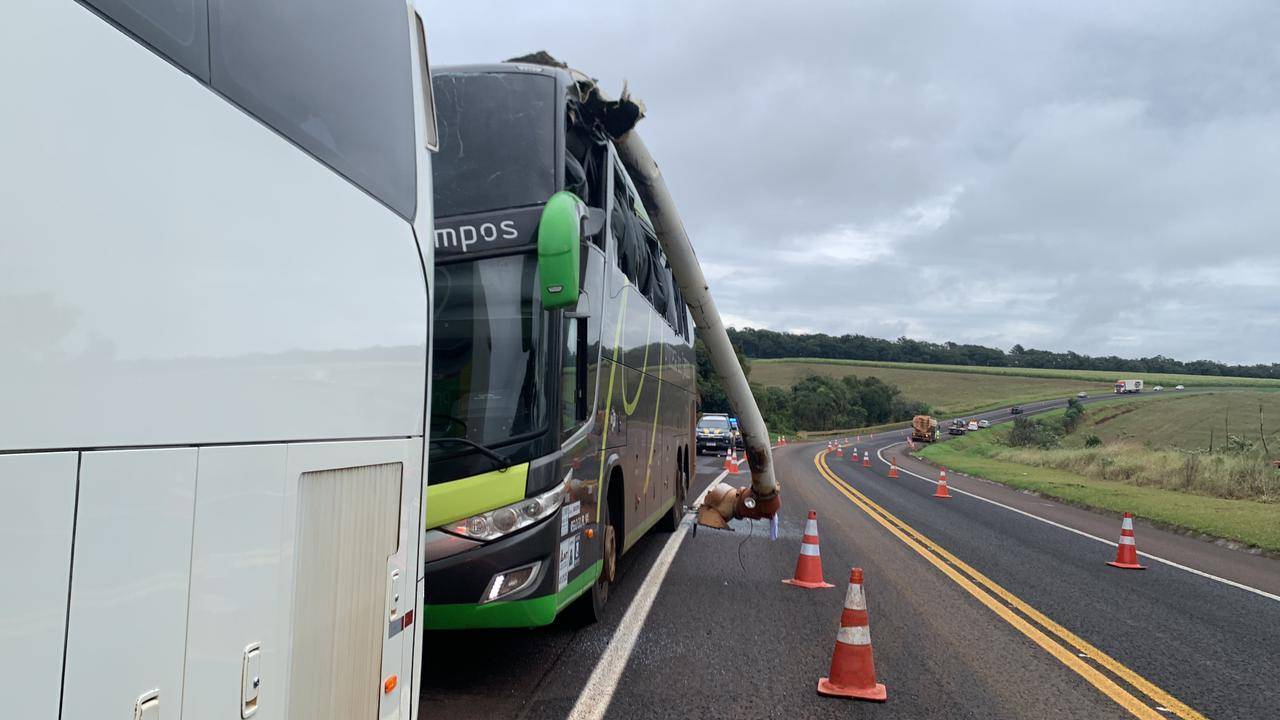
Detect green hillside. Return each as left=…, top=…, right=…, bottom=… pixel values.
left=752, top=359, right=1111, bottom=416
left=1066, top=392, right=1280, bottom=451
left=754, top=358, right=1280, bottom=390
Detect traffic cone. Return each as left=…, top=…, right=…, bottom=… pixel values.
left=784, top=511, right=834, bottom=589
left=726, top=450, right=740, bottom=476
left=817, top=568, right=886, bottom=702
left=1107, top=512, right=1146, bottom=570
left=836, top=445, right=844, bottom=458
left=934, top=468, right=951, bottom=498
left=862, top=451, right=871, bottom=468
left=888, top=458, right=899, bottom=479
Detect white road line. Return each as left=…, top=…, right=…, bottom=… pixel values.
left=567, top=461, right=737, bottom=720
left=873, top=442, right=1280, bottom=604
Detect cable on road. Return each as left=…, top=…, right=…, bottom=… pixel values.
left=737, top=518, right=756, bottom=573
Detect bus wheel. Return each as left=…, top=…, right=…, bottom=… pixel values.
left=573, top=494, right=616, bottom=625
left=657, top=452, right=687, bottom=532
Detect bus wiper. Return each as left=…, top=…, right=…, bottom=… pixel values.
left=428, top=437, right=512, bottom=470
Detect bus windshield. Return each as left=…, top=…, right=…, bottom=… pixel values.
left=432, top=70, right=557, bottom=218
left=431, top=253, right=547, bottom=458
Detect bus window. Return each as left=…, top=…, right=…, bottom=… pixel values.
left=86, top=0, right=209, bottom=79
left=432, top=72, right=557, bottom=218
left=207, top=0, right=417, bottom=218
left=430, top=253, right=547, bottom=469
left=561, top=315, right=588, bottom=439
left=612, top=166, right=653, bottom=292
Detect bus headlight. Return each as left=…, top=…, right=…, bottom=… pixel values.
left=448, top=482, right=566, bottom=542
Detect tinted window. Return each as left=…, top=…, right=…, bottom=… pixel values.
left=432, top=72, right=557, bottom=218
left=87, top=0, right=209, bottom=79
left=431, top=254, right=547, bottom=453
left=208, top=0, right=417, bottom=218
left=698, top=416, right=730, bottom=430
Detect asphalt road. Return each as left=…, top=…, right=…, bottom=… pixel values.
left=420, top=396, right=1280, bottom=719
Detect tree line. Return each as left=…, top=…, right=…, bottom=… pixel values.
left=696, top=339, right=928, bottom=435
left=728, top=327, right=1280, bottom=380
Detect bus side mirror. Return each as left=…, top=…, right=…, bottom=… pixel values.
left=538, top=191, right=586, bottom=310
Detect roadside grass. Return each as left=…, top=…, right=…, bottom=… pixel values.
left=796, top=418, right=914, bottom=441
left=753, top=357, right=1280, bottom=391
left=751, top=359, right=1113, bottom=416
left=1065, top=391, right=1280, bottom=452
left=917, top=430, right=1280, bottom=552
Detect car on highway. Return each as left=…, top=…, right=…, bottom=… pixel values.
left=1153, top=385, right=1164, bottom=391
left=1077, top=391, right=1089, bottom=398
left=967, top=420, right=980, bottom=431
left=1010, top=406, right=1023, bottom=414
left=978, top=419, right=991, bottom=428
left=697, top=414, right=736, bottom=454
left=1175, top=385, right=1185, bottom=390
left=729, top=417, right=746, bottom=448
left=948, top=421, right=967, bottom=436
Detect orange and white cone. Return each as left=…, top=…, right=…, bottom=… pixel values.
left=817, top=568, right=887, bottom=702
left=836, top=445, right=844, bottom=458
left=1107, top=512, right=1146, bottom=569
left=888, top=458, right=899, bottom=479
left=934, top=468, right=951, bottom=498
left=726, top=450, right=740, bottom=476
left=723, top=448, right=735, bottom=471
left=784, top=511, right=834, bottom=589
left=862, top=451, right=871, bottom=468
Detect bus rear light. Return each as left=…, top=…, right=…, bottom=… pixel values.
left=482, top=561, right=541, bottom=603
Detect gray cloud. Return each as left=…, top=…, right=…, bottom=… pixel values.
left=426, top=0, right=1280, bottom=364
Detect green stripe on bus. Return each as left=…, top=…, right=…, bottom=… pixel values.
left=422, top=560, right=601, bottom=629
left=424, top=462, right=528, bottom=529
left=624, top=496, right=675, bottom=550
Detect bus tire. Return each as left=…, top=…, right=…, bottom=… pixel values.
left=657, top=447, right=687, bottom=532
left=572, top=475, right=619, bottom=625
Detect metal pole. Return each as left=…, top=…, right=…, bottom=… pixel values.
left=615, top=132, right=780, bottom=522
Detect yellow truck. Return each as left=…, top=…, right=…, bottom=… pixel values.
left=911, top=415, right=940, bottom=443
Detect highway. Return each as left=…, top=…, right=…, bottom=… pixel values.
left=421, top=397, right=1280, bottom=719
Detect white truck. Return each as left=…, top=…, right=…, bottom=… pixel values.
left=1114, top=379, right=1145, bottom=394
left=2, top=2, right=439, bottom=719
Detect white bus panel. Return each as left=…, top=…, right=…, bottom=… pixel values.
left=0, top=453, right=78, bottom=719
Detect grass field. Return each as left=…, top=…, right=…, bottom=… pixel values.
left=1065, top=392, right=1280, bottom=451
left=918, top=430, right=1280, bottom=551
left=751, top=359, right=1113, bottom=415
left=753, top=357, right=1280, bottom=391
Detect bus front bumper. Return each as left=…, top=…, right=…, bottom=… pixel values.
left=422, top=511, right=599, bottom=630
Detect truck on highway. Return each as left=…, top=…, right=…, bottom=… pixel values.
left=424, top=61, right=698, bottom=629
left=1115, top=379, right=1145, bottom=394
left=911, top=415, right=940, bottom=442
left=3, top=3, right=439, bottom=719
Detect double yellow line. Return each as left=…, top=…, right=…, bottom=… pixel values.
left=813, top=451, right=1205, bottom=720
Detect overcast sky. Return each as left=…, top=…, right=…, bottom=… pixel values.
left=427, top=1, right=1280, bottom=365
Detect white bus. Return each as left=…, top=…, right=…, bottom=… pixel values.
left=2, top=2, right=438, bottom=719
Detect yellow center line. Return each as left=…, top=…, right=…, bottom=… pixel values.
left=834, top=453, right=1207, bottom=720
left=813, top=451, right=1205, bottom=720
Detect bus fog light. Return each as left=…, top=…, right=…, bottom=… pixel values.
left=482, top=561, right=541, bottom=603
